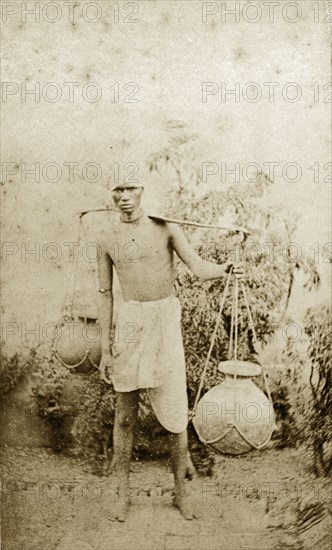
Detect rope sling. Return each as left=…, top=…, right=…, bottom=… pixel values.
left=51, top=215, right=100, bottom=370
left=191, top=269, right=274, bottom=451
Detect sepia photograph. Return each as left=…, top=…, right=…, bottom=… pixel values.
left=1, top=1, right=331, bottom=549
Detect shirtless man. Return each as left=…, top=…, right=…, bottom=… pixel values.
left=96, top=181, right=244, bottom=522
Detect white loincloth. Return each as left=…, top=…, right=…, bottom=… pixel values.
left=111, top=295, right=188, bottom=433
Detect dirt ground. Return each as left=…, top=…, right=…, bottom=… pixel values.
left=1, top=444, right=331, bottom=550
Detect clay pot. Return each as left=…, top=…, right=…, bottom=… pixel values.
left=193, top=360, right=275, bottom=455
left=53, top=318, right=101, bottom=373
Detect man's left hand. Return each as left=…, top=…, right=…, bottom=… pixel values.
left=224, top=260, right=245, bottom=279
left=233, top=262, right=245, bottom=279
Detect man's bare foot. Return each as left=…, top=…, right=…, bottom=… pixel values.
left=173, top=494, right=201, bottom=520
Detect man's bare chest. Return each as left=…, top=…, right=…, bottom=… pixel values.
left=105, top=223, right=171, bottom=265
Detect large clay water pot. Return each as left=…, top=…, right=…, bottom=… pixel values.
left=53, top=317, right=101, bottom=373
left=193, top=360, right=275, bottom=455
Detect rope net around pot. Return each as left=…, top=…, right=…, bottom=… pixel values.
left=192, top=270, right=275, bottom=455
left=51, top=216, right=102, bottom=374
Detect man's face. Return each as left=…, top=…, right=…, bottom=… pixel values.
left=111, top=185, right=143, bottom=213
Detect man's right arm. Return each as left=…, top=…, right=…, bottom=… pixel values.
left=96, top=242, right=113, bottom=355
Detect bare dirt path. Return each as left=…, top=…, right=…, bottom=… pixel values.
left=1, top=446, right=330, bottom=550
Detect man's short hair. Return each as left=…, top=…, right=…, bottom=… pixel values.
left=111, top=181, right=144, bottom=191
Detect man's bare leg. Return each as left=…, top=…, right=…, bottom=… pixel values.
left=110, top=390, right=139, bottom=522
left=169, top=430, right=200, bottom=520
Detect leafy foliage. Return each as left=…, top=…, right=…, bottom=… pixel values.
left=71, top=371, right=116, bottom=460
left=304, top=304, right=332, bottom=475
left=270, top=364, right=306, bottom=449
left=30, top=354, right=74, bottom=452
left=0, top=344, right=36, bottom=396
left=148, top=133, right=320, bottom=408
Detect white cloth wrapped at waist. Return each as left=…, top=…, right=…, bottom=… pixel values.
left=111, top=295, right=188, bottom=433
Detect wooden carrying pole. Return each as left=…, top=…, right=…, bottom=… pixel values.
left=79, top=209, right=249, bottom=235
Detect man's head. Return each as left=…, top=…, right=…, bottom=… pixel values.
left=111, top=182, right=144, bottom=215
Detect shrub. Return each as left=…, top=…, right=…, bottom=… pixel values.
left=71, top=371, right=116, bottom=461
left=270, top=365, right=305, bottom=449
left=304, top=304, right=332, bottom=475
left=30, top=354, right=74, bottom=452
left=149, top=134, right=320, bottom=413
left=0, top=344, right=36, bottom=397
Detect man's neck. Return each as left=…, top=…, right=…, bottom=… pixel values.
left=120, top=207, right=144, bottom=223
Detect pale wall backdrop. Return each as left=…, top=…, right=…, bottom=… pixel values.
left=1, top=0, right=330, bottom=351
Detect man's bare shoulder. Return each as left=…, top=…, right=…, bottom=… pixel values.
left=147, top=216, right=178, bottom=231
left=162, top=221, right=186, bottom=241
left=146, top=216, right=178, bottom=244
left=147, top=215, right=168, bottom=229
left=94, top=211, right=120, bottom=245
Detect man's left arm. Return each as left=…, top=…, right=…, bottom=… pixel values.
left=168, top=223, right=243, bottom=280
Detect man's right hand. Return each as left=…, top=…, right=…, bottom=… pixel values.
left=99, top=351, right=113, bottom=384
